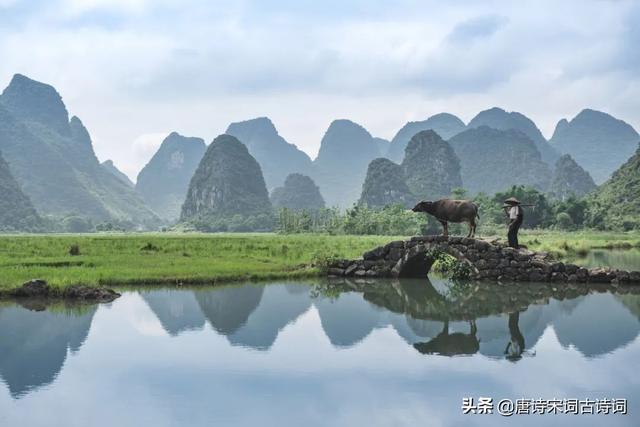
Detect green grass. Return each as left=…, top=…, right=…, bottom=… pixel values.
left=0, top=233, right=401, bottom=291
left=516, top=230, right=640, bottom=257
left=0, top=230, right=638, bottom=292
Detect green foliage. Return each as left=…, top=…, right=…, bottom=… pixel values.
left=427, top=249, right=472, bottom=280
left=555, top=212, right=574, bottom=230
left=586, top=148, right=640, bottom=231
left=184, top=213, right=276, bottom=233
left=62, top=216, right=93, bottom=233
left=270, top=173, right=325, bottom=210
left=276, top=204, right=431, bottom=236
left=473, top=185, right=554, bottom=229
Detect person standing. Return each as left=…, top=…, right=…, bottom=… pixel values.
left=504, top=197, right=523, bottom=248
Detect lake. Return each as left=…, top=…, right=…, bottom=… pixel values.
left=1, top=249, right=639, bottom=427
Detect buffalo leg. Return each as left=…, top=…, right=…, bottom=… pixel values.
left=440, top=221, right=448, bottom=237
left=468, top=218, right=476, bottom=238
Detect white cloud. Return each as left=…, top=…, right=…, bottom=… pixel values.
left=0, top=0, right=638, bottom=177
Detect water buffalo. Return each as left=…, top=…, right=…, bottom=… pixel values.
left=413, top=320, right=479, bottom=356
left=412, top=199, right=478, bottom=238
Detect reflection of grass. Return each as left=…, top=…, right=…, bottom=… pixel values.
left=0, top=233, right=400, bottom=291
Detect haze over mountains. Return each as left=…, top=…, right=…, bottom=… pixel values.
left=136, top=132, right=206, bottom=221
left=550, top=109, right=639, bottom=184
left=0, top=73, right=638, bottom=232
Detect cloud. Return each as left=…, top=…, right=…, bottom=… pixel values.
left=446, top=14, right=508, bottom=44
left=0, top=0, right=638, bottom=176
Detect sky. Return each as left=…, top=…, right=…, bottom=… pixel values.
left=1, top=0, right=638, bottom=181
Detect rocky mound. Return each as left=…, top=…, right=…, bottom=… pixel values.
left=0, top=152, right=41, bottom=231
left=549, top=154, right=597, bottom=200
left=270, top=173, right=325, bottom=210
left=449, top=126, right=551, bottom=194
left=359, top=158, right=414, bottom=208
left=387, top=113, right=466, bottom=162
left=401, top=130, right=462, bottom=200
left=136, top=132, right=206, bottom=221
left=181, top=134, right=273, bottom=225
left=0, top=74, right=158, bottom=229
left=226, top=117, right=312, bottom=190
left=467, top=107, right=559, bottom=165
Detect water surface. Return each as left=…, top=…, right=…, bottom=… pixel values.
left=1, top=277, right=639, bottom=427
left=567, top=248, right=640, bottom=271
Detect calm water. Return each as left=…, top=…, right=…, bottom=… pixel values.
left=1, top=275, right=639, bottom=427
left=567, top=249, right=640, bottom=271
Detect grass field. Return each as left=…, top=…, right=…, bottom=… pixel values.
left=0, top=231, right=638, bottom=291
left=0, top=233, right=399, bottom=291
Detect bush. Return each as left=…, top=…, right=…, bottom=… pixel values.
left=555, top=212, right=574, bottom=230
left=69, top=244, right=80, bottom=256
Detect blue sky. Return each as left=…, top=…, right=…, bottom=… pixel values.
left=1, top=0, right=638, bottom=179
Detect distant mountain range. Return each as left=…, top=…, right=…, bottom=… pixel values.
left=550, top=109, right=639, bottom=184
left=386, top=113, right=466, bottom=162
left=0, top=72, right=637, bottom=231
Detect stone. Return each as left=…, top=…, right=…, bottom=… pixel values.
left=551, top=262, right=565, bottom=272
left=501, top=247, right=517, bottom=257
left=565, top=264, right=579, bottom=274
left=11, top=279, right=49, bottom=297
left=588, top=267, right=613, bottom=283
left=529, top=271, right=547, bottom=282
left=630, top=271, right=640, bottom=282
left=328, top=268, right=345, bottom=276
left=387, top=248, right=403, bottom=262
left=354, top=269, right=367, bottom=277
left=62, top=285, right=120, bottom=302
left=474, top=240, right=491, bottom=251
left=344, top=263, right=359, bottom=276
left=616, top=270, right=630, bottom=282
left=363, top=246, right=388, bottom=261
left=386, top=240, right=405, bottom=249
left=551, top=272, right=568, bottom=282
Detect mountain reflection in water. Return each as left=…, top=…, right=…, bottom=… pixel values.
left=1, top=279, right=639, bottom=426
